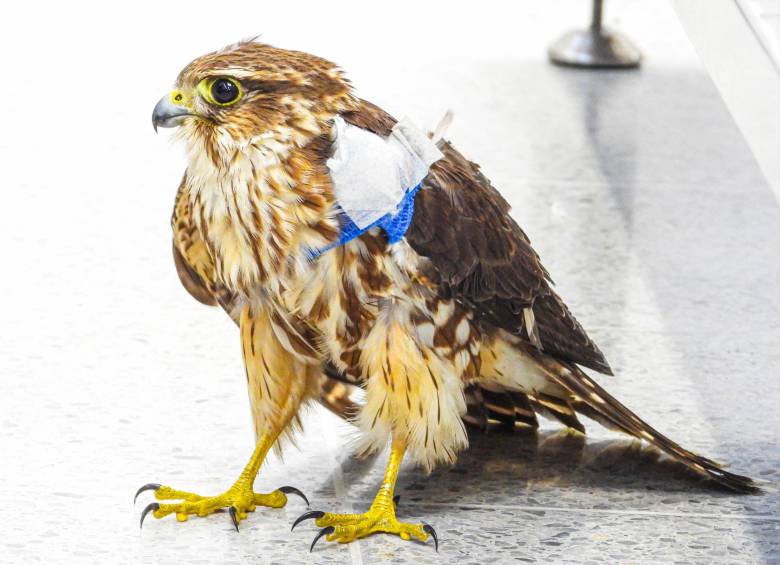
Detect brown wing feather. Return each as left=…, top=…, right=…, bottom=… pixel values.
left=171, top=174, right=219, bottom=306
left=173, top=242, right=216, bottom=306
left=342, top=100, right=612, bottom=374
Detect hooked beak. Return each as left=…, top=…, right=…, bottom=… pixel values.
left=152, top=93, right=191, bottom=132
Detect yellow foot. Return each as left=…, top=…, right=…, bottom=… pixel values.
left=292, top=503, right=438, bottom=552
left=135, top=482, right=308, bottom=530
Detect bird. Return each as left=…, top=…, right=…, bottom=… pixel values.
left=139, top=39, right=757, bottom=551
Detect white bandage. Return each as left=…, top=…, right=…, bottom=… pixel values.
left=326, top=116, right=443, bottom=229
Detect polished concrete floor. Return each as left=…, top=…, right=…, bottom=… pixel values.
left=0, top=1, right=778, bottom=564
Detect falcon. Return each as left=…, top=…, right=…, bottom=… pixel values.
left=138, top=39, right=756, bottom=551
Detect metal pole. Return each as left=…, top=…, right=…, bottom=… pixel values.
left=548, top=0, right=641, bottom=68
left=591, top=0, right=603, bottom=32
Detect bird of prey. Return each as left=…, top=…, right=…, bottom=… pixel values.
left=139, top=39, right=756, bottom=550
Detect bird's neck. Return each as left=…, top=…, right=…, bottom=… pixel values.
left=184, top=123, right=339, bottom=296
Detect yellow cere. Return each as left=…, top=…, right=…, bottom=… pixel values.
left=169, top=89, right=193, bottom=109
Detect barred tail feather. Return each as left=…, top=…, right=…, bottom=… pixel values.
left=536, top=356, right=759, bottom=493
left=529, top=392, right=585, bottom=433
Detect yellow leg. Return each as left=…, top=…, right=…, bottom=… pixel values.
left=293, top=437, right=438, bottom=551
left=136, top=431, right=308, bottom=529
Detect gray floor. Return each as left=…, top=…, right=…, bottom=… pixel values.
left=0, top=2, right=778, bottom=564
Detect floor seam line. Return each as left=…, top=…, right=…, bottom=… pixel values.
left=346, top=499, right=780, bottom=522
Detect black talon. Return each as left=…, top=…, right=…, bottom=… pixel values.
left=291, top=510, right=324, bottom=531
left=422, top=522, right=438, bottom=552
left=140, top=502, right=159, bottom=529
left=393, top=495, right=400, bottom=507
left=310, top=526, right=334, bottom=552
left=279, top=485, right=310, bottom=507
left=134, top=483, right=161, bottom=504
left=228, top=506, right=240, bottom=532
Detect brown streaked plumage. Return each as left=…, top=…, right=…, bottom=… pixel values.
left=141, top=39, right=756, bottom=548
left=343, top=100, right=612, bottom=374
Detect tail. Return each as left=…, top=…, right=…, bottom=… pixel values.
left=320, top=353, right=760, bottom=494
left=534, top=355, right=759, bottom=493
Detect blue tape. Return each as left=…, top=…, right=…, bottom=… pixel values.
left=308, top=183, right=422, bottom=259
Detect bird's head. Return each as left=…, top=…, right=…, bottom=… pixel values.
left=152, top=40, right=354, bottom=152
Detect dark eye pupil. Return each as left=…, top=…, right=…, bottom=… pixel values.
left=212, top=79, right=238, bottom=104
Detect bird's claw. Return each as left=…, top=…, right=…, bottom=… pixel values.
left=291, top=510, right=324, bottom=531
left=140, top=502, right=159, bottom=529
left=310, top=526, right=335, bottom=552
left=422, top=522, right=438, bottom=552
left=228, top=506, right=240, bottom=532
left=134, top=483, right=161, bottom=504
left=135, top=480, right=305, bottom=528
left=279, top=485, right=309, bottom=507
left=292, top=506, right=437, bottom=550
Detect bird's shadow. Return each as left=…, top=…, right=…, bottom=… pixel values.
left=312, top=426, right=751, bottom=518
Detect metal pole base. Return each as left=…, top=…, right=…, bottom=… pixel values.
left=548, top=28, right=642, bottom=69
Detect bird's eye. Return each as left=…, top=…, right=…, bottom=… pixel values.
left=212, top=79, right=239, bottom=104
left=198, top=77, right=242, bottom=106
